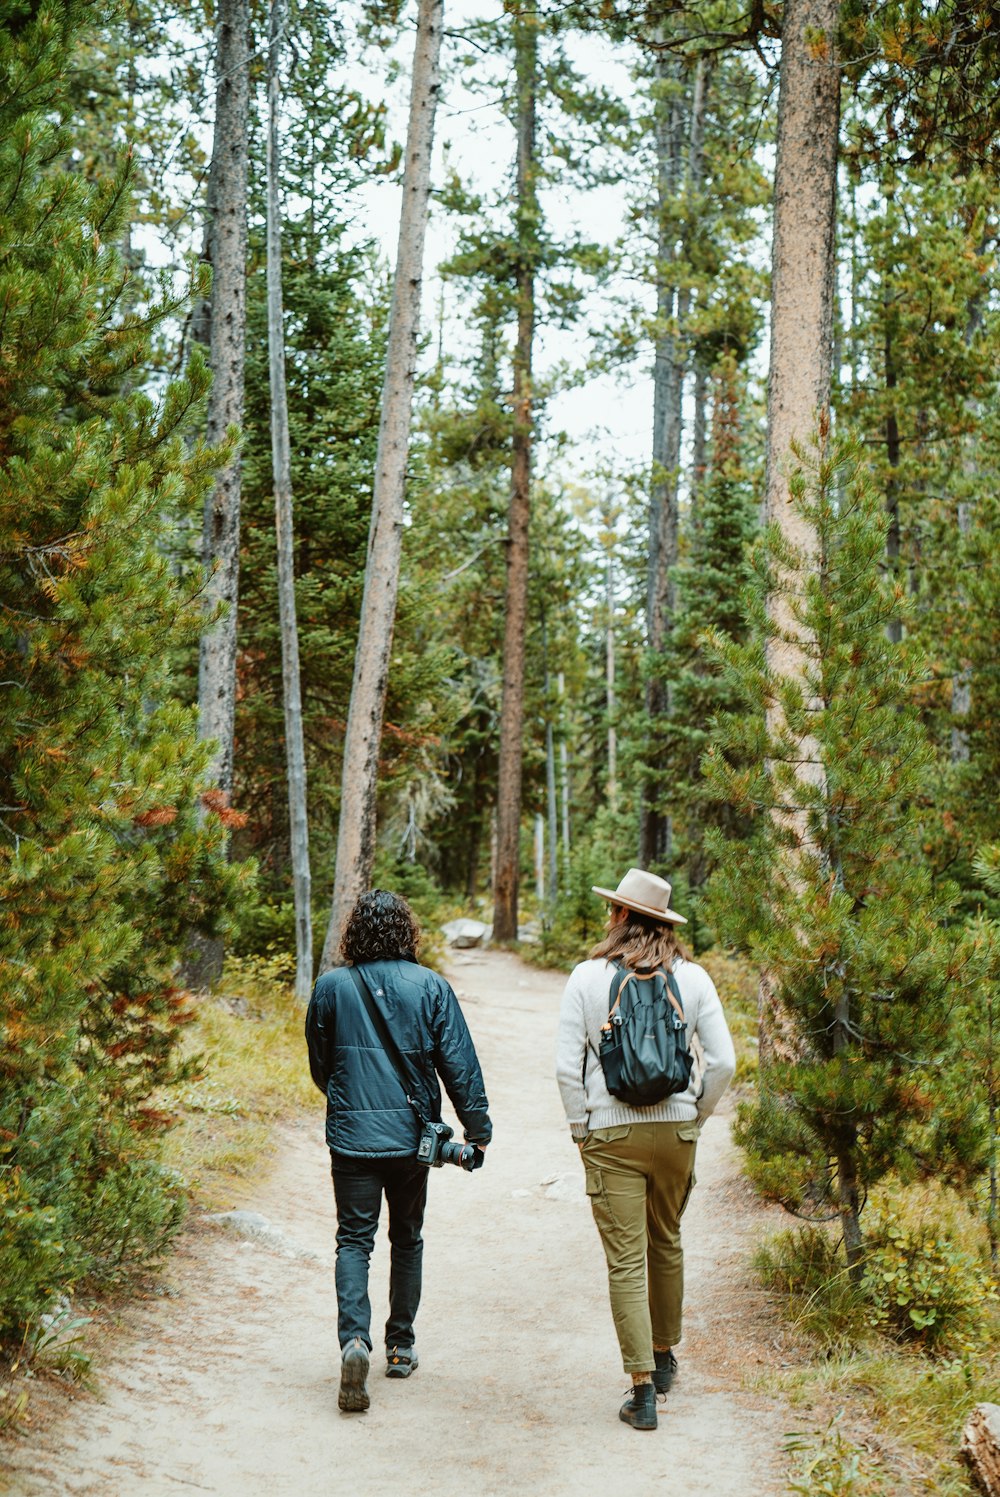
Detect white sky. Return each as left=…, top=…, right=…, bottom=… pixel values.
left=347, top=4, right=656, bottom=490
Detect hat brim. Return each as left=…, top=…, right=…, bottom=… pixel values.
left=592, top=886, right=688, bottom=925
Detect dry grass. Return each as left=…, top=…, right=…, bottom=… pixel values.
left=162, top=956, right=316, bottom=1209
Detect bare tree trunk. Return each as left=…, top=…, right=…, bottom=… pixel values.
left=884, top=288, right=903, bottom=645
left=319, top=0, right=443, bottom=969
left=492, top=12, right=537, bottom=943
left=952, top=498, right=973, bottom=762
left=641, top=55, right=708, bottom=867
left=641, top=47, right=684, bottom=868
left=606, top=555, right=618, bottom=816
left=198, top=0, right=251, bottom=799
left=180, top=0, right=250, bottom=990
left=761, top=0, right=841, bottom=1061
left=267, top=0, right=312, bottom=1000
left=952, top=286, right=984, bottom=764
left=558, top=670, right=571, bottom=882
left=542, top=619, right=558, bottom=904
left=690, top=355, right=708, bottom=533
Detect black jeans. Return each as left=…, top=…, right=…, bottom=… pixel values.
left=330, top=1151, right=428, bottom=1353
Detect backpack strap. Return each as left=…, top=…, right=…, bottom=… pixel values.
left=605, top=965, right=686, bottom=1026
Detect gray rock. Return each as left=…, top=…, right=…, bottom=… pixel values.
left=543, top=1174, right=586, bottom=1204
left=205, top=1210, right=326, bottom=1264
left=442, top=918, right=491, bottom=948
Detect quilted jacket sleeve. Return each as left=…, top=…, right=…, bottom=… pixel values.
left=431, top=981, right=492, bottom=1146
left=304, top=977, right=334, bottom=1095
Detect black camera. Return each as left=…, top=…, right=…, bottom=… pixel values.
left=416, top=1120, right=482, bottom=1172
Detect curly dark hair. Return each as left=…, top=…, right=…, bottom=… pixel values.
left=340, top=889, right=421, bottom=965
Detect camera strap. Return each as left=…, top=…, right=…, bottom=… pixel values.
left=348, top=965, right=428, bottom=1128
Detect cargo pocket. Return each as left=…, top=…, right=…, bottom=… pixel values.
left=584, top=1165, right=603, bottom=1199
left=589, top=1124, right=632, bottom=1144
left=675, top=1123, right=701, bottom=1143
left=678, top=1167, right=697, bottom=1219
left=585, top=1163, right=619, bottom=1249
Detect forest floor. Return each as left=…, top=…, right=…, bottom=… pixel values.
left=0, top=948, right=800, bottom=1497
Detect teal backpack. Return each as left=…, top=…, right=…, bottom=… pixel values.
left=598, top=964, right=694, bottom=1107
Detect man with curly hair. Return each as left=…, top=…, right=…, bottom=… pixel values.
left=306, top=889, right=492, bottom=1414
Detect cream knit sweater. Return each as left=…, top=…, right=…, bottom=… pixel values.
left=555, top=957, right=737, bottom=1139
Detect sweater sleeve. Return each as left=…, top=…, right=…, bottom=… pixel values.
left=555, top=966, right=591, bottom=1139
left=692, top=970, right=736, bottom=1122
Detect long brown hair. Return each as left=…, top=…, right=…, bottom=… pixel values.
left=590, top=904, right=689, bottom=972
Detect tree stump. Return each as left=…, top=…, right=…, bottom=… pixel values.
left=961, top=1403, right=1000, bottom=1496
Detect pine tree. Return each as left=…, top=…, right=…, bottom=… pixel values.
left=0, top=0, right=240, bottom=1337
left=706, top=427, right=985, bottom=1279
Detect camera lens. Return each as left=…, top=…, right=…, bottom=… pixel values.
left=438, top=1140, right=478, bottom=1172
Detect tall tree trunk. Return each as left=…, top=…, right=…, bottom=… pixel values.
left=198, top=0, right=251, bottom=798
left=542, top=618, right=558, bottom=903
left=952, top=285, right=985, bottom=764
left=641, top=55, right=708, bottom=868
left=833, top=985, right=864, bottom=1279
left=319, top=0, right=443, bottom=970
left=884, top=282, right=902, bottom=645
left=267, top=0, right=312, bottom=1000
left=765, top=0, right=840, bottom=578
left=606, top=556, right=618, bottom=816
left=492, top=12, right=537, bottom=943
left=558, top=670, right=571, bottom=882
left=690, top=354, right=708, bottom=533
left=180, top=0, right=250, bottom=989
left=641, top=47, right=684, bottom=868
left=761, top=0, right=841, bottom=1060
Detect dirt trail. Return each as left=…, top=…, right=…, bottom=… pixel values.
left=2, top=949, right=795, bottom=1497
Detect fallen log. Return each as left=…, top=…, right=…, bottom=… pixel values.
left=961, top=1403, right=1000, bottom=1496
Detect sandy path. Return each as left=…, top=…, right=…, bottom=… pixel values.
left=2, top=949, right=793, bottom=1496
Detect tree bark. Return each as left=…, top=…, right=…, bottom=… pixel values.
left=641, top=47, right=684, bottom=868
left=492, top=11, right=537, bottom=943
left=641, top=55, right=708, bottom=868
left=690, top=355, right=708, bottom=534
left=197, top=0, right=251, bottom=799
left=542, top=618, right=558, bottom=904
left=960, top=1404, right=1000, bottom=1496
left=761, top=0, right=841, bottom=1062
left=606, top=556, right=618, bottom=816
left=558, top=670, right=571, bottom=883
left=319, top=0, right=443, bottom=970
left=764, top=0, right=840, bottom=597
left=884, top=292, right=902, bottom=645
left=267, top=0, right=312, bottom=1001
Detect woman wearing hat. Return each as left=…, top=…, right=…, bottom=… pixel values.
left=555, top=868, right=736, bottom=1431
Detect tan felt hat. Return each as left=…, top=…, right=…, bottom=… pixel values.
left=591, top=867, right=688, bottom=925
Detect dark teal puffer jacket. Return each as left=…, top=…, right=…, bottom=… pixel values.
left=305, top=959, right=492, bottom=1158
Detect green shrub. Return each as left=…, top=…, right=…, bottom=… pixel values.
left=861, top=1212, right=997, bottom=1352
left=755, top=1210, right=998, bottom=1358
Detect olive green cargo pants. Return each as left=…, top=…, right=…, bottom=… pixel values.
left=581, top=1120, right=699, bottom=1373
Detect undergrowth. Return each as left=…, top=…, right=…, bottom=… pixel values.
left=161, top=953, right=317, bottom=1208
left=753, top=1190, right=999, bottom=1495
left=2, top=955, right=315, bottom=1433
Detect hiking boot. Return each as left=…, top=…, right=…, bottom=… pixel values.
left=652, top=1349, right=677, bottom=1395
left=619, top=1381, right=657, bottom=1431
left=385, top=1345, right=418, bottom=1379
left=338, top=1338, right=370, bottom=1412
